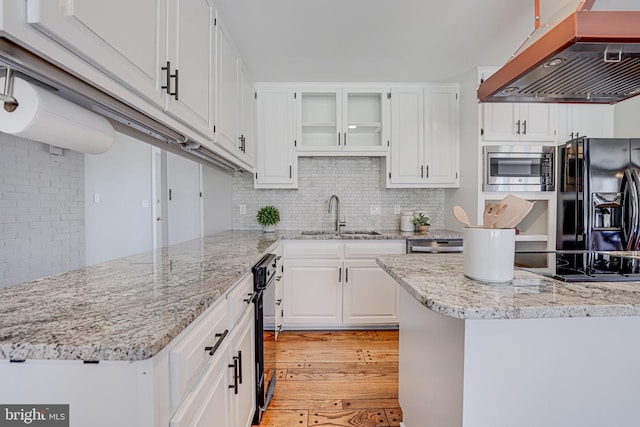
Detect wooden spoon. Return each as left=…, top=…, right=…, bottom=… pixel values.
left=453, top=205, right=473, bottom=228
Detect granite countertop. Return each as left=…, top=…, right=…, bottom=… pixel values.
left=377, top=253, right=640, bottom=320
left=0, top=229, right=461, bottom=361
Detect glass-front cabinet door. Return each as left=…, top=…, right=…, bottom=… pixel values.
left=296, top=87, right=388, bottom=155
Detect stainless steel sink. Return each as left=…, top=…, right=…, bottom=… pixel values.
left=300, top=230, right=381, bottom=236
left=340, top=231, right=381, bottom=236
left=300, top=231, right=337, bottom=235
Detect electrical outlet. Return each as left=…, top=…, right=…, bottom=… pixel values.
left=239, top=204, right=246, bottom=215
left=370, top=205, right=381, bottom=216
left=93, top=193, right=100, bottom=203
left=394, top=204, right=401, bottom=215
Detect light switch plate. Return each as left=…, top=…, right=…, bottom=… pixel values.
left=93, top=193, right=100, bottom=203
left=370, top=205, right=381, bottom=216
left=239, top=204, right=246, bottom=215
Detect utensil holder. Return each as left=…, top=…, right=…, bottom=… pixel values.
left=463, top=228, right=515, bottom=283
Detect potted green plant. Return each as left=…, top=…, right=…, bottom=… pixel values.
left=413, top=212, right=430, bottom=233
left=256, top=205, right=280, bottom=232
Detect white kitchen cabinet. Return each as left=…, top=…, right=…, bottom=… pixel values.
left=482, top=103, right=557, bottom=142
left=343, top=259, right=399, bottom=324
left=556, top=104, right=614, bottom=142
left=238, top=68, right=256, bottom=165
left=215, top=16, right=241, bottom=154
left=227, top=306, right=256, bottom=427
left=26, top=0, right=166, bottom=107
left=283, top=240, right=404, bottom=327
left=296, top=87, right=389, bottom=155
left=165, top=0, right=215, bottom=137
left=284, top=259, right=343, bottom=325
left=255, top=87, right=298, bottom=188
left=386, top=85, right=459, bottom=188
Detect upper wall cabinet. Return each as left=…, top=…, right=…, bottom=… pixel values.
left=27, top=0, right=218, bottom=139
left=165, top=0, right=215, bottom=137
left=215, top=16, right=255, bottom=166
left=385, top=85, right=459, bottom=188
left=26, top=0, right=166, bottom=107
left=255, top=87, right=297, bottom=189
left=556, top=104, right=614, bottom=142
left=482, top=103, right=557, bottom=142
left=296, top=88, right=389, bottom=156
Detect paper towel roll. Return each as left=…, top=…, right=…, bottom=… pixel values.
left=0, top=77, right=115, bottom=154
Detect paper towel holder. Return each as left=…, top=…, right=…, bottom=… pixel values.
left=0, top=67, right=18, bottom=112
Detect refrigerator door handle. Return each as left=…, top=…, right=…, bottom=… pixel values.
left=622, top=170, right=633, bottom=250
left=630, top=169, right=640, bottom=250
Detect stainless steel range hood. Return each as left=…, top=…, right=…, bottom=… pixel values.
left=478, top=1, right=640, bottom=104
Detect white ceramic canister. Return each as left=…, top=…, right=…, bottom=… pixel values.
left=400, top=210, right=415, bottom=232
left=463, top=227, right=516, bottom=283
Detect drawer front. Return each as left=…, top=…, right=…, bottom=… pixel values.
left=169, top=301, right=229, bottom=407
left=227, top=274, right=255, bottom=329
left=283, top=241, right=344, bottom=258
left=344, top=241, right=406, bottom=258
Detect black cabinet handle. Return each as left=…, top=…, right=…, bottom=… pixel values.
left=522, top=120, right=527, bottom=135
left=276, top=298, right=282, bottom=306
left=173, top=69, right=179, bottom=101
left=338, top=132, right=341, bottom=146
left=204, top=329, right=228, bottom=356
left=516, top=120, right=521, bottom=135
left=276, top=324, right=283, bottom=333
left=345, top=268, right=348, bottom=283
left=243, top=293, right=254, bottom=304
left=338, top=267, right=342, bottom=282
left=421, top=165, right=424, bottom=178
left=426, top=165, right=429, bottom=178
left=237, top=351, right=243, bottom=384
left=169, top=189, right=172, bottom=201
left=161, top=61, right=178, bottom=100
left=344, top=132, right=347, bottom=146
left=229, top=357, right=238, bottom=394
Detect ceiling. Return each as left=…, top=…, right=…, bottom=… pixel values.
left=215, top=0, right=535, bottom=83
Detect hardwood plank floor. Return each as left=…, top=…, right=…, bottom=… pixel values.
left=255, top=330, right=402, bottom=427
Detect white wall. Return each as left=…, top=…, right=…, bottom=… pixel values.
left=445, top=68, right=481, bottom=232
left=84, top=132, right=153, bottom=265
left=614, top=96, right=640, bottom=137
left=203, top=165, right=233, bottom=235
left=232, top=157, right=445, bottom=231
left=0, top=135, right=85, bottom=287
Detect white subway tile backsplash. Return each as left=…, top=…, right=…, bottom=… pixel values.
left=232, top=157, right=445, bottom=231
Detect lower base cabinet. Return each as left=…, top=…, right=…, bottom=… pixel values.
left=170, top=305, right=255, bottom=427
left=283, top=240, right=404, bottom=328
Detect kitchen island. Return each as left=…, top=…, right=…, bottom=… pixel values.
left=376, top=253, right=640, bottom=427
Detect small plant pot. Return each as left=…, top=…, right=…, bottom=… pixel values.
left=263, top=225, right=276, bottom=233
left=416, top=225, right=430, bottom=233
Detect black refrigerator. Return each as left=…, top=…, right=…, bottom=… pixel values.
left=557, top=137, right=640, bottom=251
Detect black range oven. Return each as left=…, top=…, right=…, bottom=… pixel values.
left=251, top=253, right=277, bottom=424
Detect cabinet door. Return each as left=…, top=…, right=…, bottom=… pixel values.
left=27, top=0, right=165, bottom=106
left=215, top=17, right=240, bottom=154
left=165, top=0, right=215, bottom=137
left=482, top=103, right=517, bottom=141
left=297, top=89, right=341, bottom=152
left=170, top=340, right=231, bottom=427
left=424, top=86, right=459, bottom=185
left=389, top=87, right=423, bottom=184
left=238, top=68, right=255, bottom=166
left=519, top=104, right=556, bottom=142
left=284, top=259, right=342, bottom=324
left=569, top=104, right=614, bottom=140
left=228, top=307, right=256, bottom=427
left=343, top=259, right=399, bottom=325
left=342, top=89, right=388, bottom=152
left=255, top=88, right=297, bottom=188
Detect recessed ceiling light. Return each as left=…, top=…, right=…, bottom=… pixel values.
left=543, top=58, right=565, bottom=68
left=502, top=87, right=519, bottom=94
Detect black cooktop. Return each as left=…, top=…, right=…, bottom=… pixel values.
left=515, top=251, right=640, bottom=282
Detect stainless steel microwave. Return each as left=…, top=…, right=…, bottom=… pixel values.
left=483, top=145, right=555, bottom=192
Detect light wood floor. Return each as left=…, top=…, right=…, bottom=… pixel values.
left=255, top=330, right=402, bottom=427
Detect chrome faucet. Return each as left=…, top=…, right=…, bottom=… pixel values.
left=328, top=195, right=346, bottom=233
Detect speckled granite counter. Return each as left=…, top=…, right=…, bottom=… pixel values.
left=0, top=229, right=460, bottom=361
left=377, top=253, right=640, bottom=320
